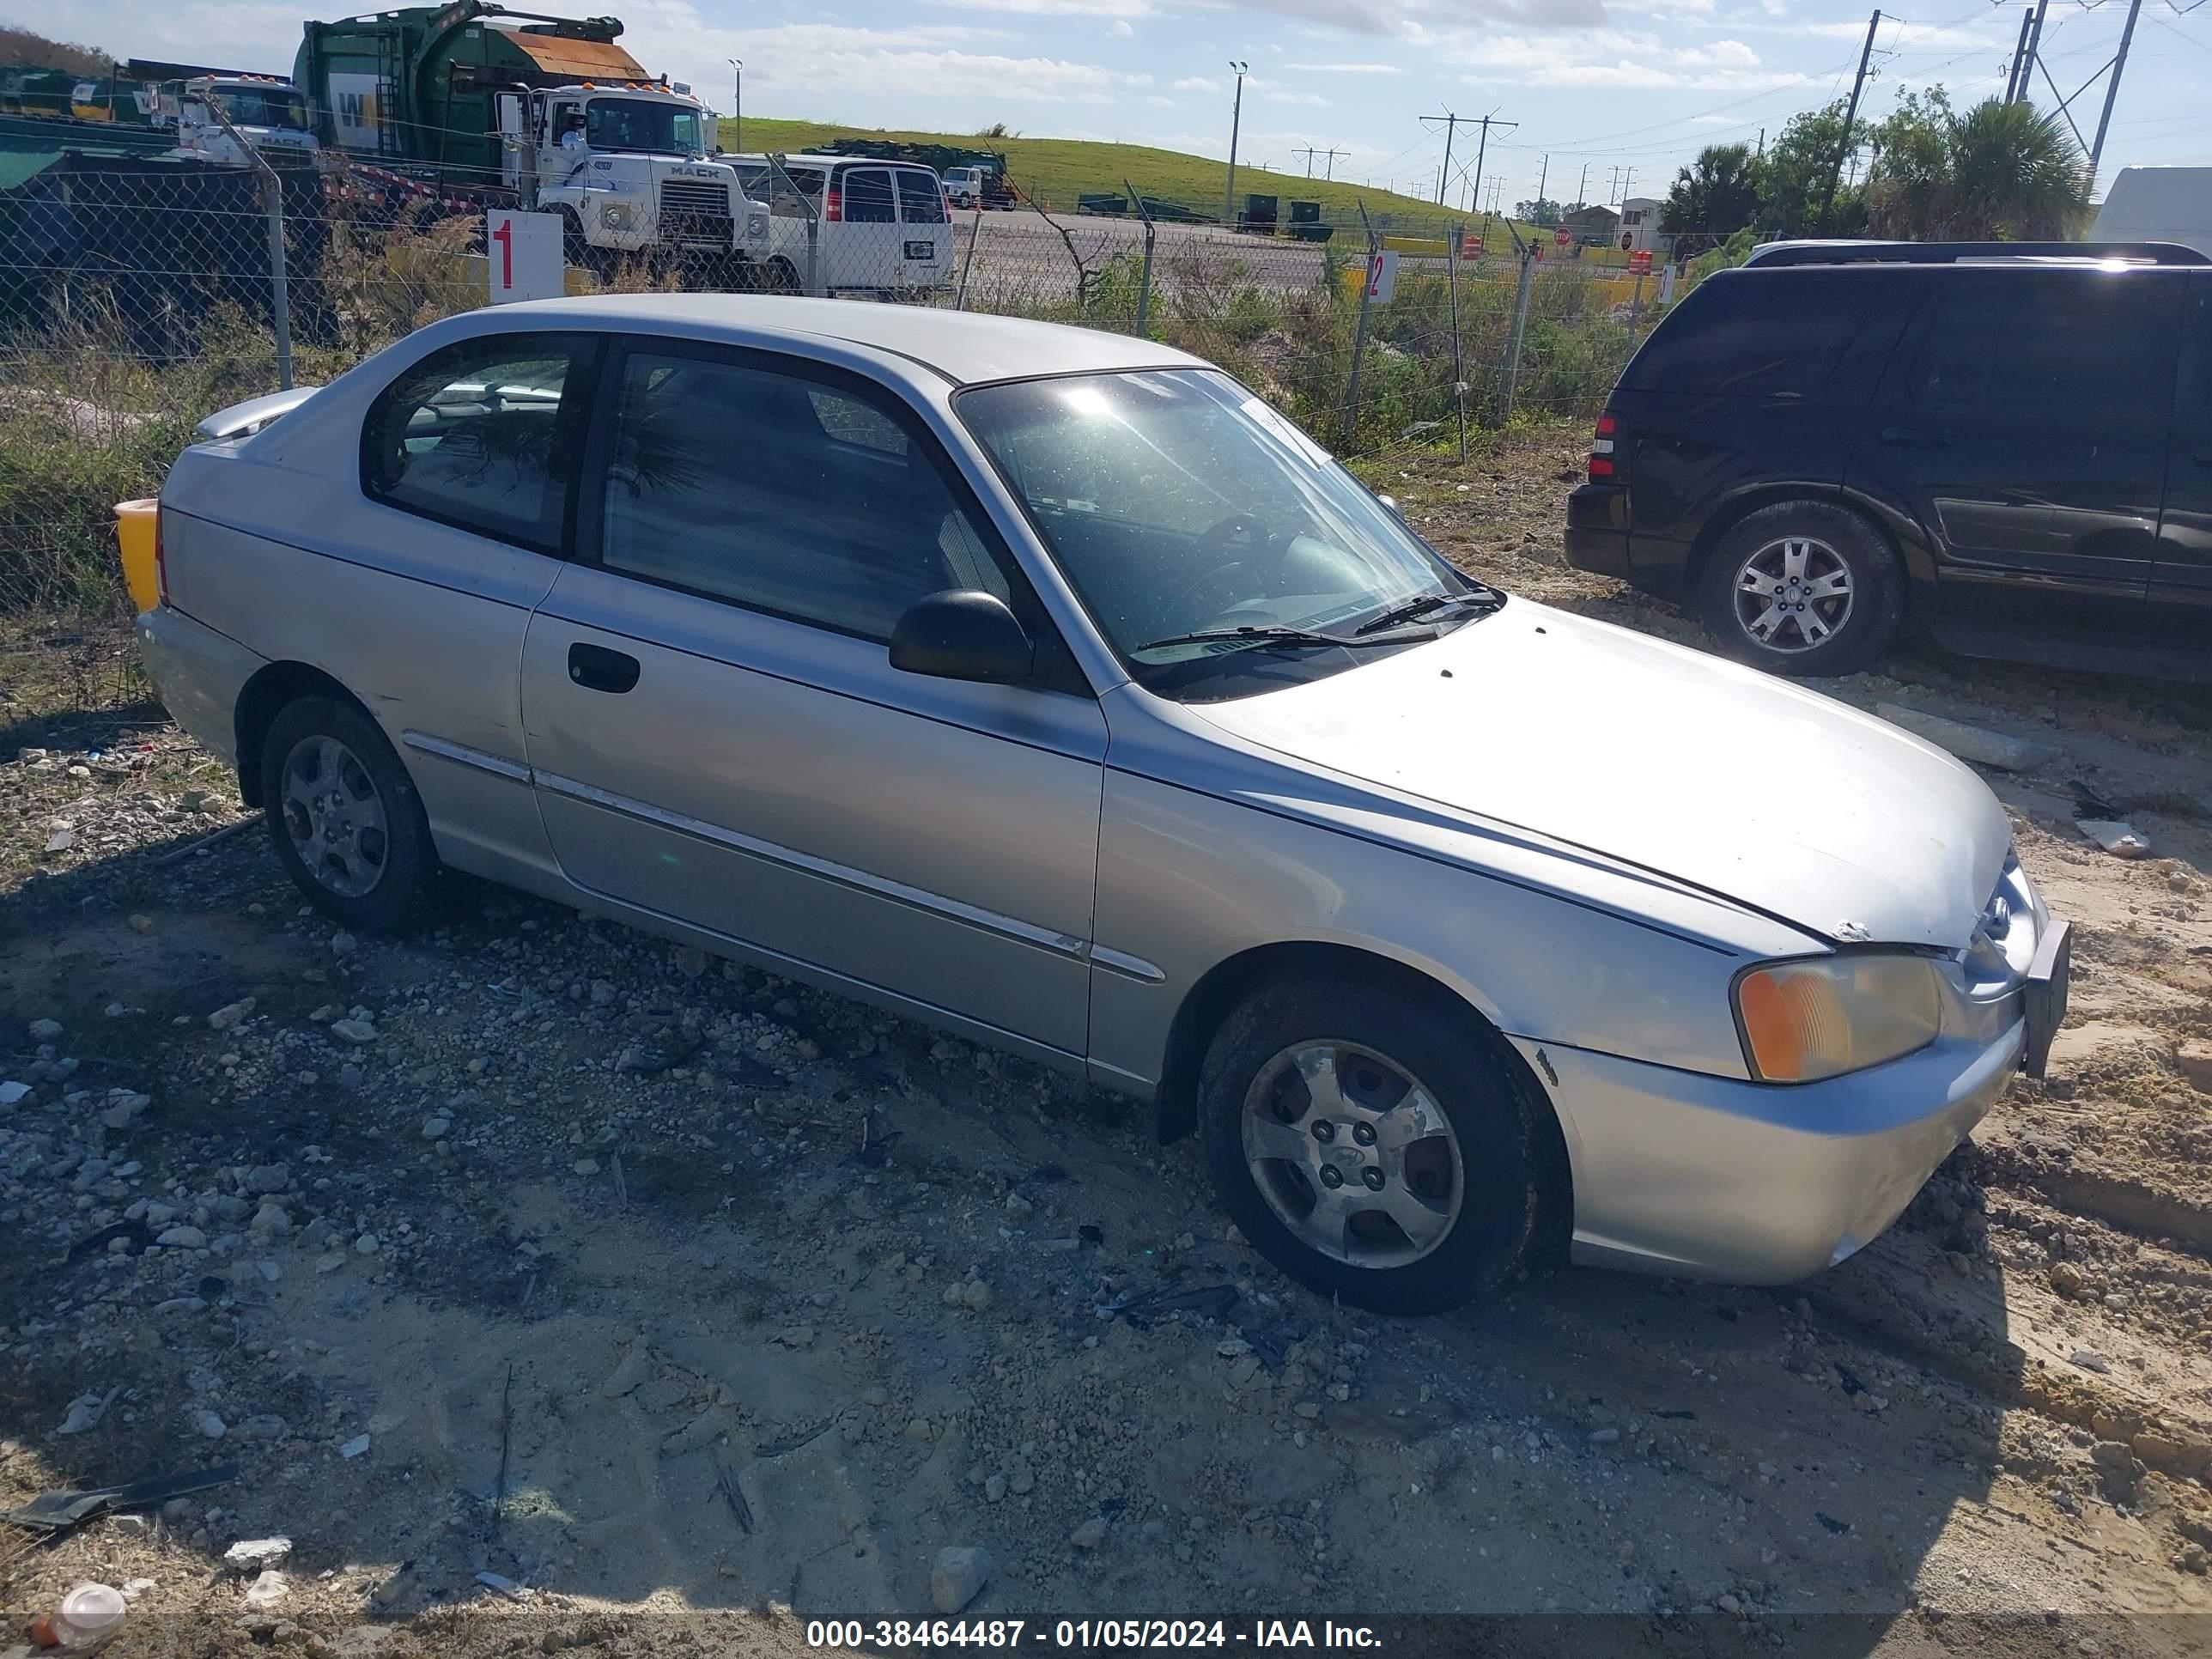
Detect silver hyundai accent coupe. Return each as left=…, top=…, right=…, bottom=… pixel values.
left=139, top=295, right=2069, bottom=1314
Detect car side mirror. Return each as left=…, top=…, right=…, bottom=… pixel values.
left=890, top=590, right=1034, bottom=684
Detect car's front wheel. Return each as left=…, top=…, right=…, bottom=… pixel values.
left=1198, top=975, right=1542, bottom=1315
left=260, top=696, right=441, bottom=934
left=1697, top=501, right=1903, bottom=678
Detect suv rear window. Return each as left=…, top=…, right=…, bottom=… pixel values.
left=1626, top=270, right=1881, bottom=398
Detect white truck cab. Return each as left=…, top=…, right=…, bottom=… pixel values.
left=162, top=76, right=322, bottom=167
left=497, top=82, right=769, bottom=267
left=944, top=166, right=985, bottom=210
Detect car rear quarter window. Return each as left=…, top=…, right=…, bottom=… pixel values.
left=1906, top=271, right=2181, bottom=418
left=360, top=333, right=592, bottom=553
left=896, top=169, right=948, bottom=224
left=1627, top=271, right=1882, bottom=398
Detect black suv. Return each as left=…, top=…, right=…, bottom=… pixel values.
left=1565, top=241, right=2212, bottom=680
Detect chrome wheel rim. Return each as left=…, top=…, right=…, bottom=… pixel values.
left=1732, top=536, right=1854, bottom=654
left=279, top=735, right=390, bottom=899
left=1241, top=1040, right=1464, bottom=1269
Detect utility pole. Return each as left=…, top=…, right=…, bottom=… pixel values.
left=1756, top=127, right=1765, bottom=157
left=1321, top=145, right=1346, bottom=180
left=1425, top=108, right=1512, bottom=209
left=1223, top=61, right=1249, bottom=226
left=1575, top=161, right=1589, bottom=210
left=1295, top=145, right=1317, bottom=176
left=1819, top=8, right=1879, bottom=234
left=1534, top=153, right=1548, bottom=222
left=726, top=58, right=742, bottom=152
left=2003, top=7, right=2033, bottom=100
left=2087, top=0, right=2142, bottom=189
left=2015, top=0, right=2051, bottom=103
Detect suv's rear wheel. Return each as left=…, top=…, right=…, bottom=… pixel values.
left=1698, top=501, right=1902, bottom=678
left=261, top=696, right=441, bottom=935
left=1198, top=975, right=1541, bottom=1315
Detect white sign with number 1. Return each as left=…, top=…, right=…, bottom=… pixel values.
left=487, top=210, right=563, bottom=305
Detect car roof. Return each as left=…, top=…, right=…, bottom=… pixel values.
left=730, top=153, right=934, bottom=172
left=480, top=294, right=1209, bottom=386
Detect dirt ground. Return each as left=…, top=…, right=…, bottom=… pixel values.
left=6, top=430, right=2212, bottom=1659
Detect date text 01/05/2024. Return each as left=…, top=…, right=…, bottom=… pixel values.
left=804, top=1621, right=1384, bottom=1650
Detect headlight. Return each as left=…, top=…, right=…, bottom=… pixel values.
left=1733, top=954, right=1942, bottom=1083
left=747, top=210, right=768, bottom=238
left=602, top=202, right=631, bottom=229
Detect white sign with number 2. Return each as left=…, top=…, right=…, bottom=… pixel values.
left=486, top=210, right=564, bottom=305
left=1364, top=249, right=1398, bottom=305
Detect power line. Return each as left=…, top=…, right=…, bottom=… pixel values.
left=1421, top=108, right=1512, bottom=207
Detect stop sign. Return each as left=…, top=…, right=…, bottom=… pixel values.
left=1553, top=225, right=1570, bottom=247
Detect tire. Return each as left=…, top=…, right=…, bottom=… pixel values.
left=763, top=257, right=800, bottom=295
left=557, top=208, right=588, bottom=270
left=1198, top=975, right=1542, bottom=1316
left=1697, top=501, right=1904, bottom=678
left=259, top=696, right=442, bottom=936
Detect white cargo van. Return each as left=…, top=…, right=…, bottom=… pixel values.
left=2089, top=167, right=2212, bottom=258
left=730, top=154, right=956, bottom=295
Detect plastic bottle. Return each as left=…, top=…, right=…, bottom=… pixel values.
left=29, top=1583, right=127, bottom=1650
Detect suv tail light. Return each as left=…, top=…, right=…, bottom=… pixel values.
left=1588, top=410, right=1619, bottom=482
left=823, top=185, right=842, bottom=222
left=154, top=504, right=169, bottom=606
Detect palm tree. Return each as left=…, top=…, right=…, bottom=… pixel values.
left=1941, top=99, right=2090, bottom=240
left=1660, top=144, right=1765, bottom=247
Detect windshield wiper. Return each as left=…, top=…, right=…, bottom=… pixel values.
left=1133, top=623, right=1437, bottom=655
left=1352, top=586, right=1505, bottom=635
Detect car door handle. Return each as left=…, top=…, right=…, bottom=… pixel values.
left=1881, top=424, right=1953, bottom=447
left=567, top=642, right=640, bottom=695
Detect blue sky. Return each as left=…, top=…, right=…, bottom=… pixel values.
left=57, top=0, right=2208, bottom=204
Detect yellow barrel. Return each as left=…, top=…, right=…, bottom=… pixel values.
left=114, top=498, right=158, bottom=615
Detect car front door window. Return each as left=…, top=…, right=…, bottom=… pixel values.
left=597, top=349, right=1008, bottom=639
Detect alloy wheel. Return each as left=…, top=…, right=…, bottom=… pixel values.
left=1732, top=535, right=1855, bottom=654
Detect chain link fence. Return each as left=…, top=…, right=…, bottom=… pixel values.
left=0, top=140, right=1683, bottom=629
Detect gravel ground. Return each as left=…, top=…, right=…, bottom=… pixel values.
left=4, top=432, right=2212, bottom=1658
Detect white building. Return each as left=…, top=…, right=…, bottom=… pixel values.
left=1617, top=197, right=1670, bottom=257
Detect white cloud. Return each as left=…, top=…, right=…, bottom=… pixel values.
left=1446, top=26, right=1802, bottom=88
left=1691, top=112, right=1737, bottom=125
left=1110, top=17, right=1136, bottom=33
left=936, top=0, right=1157, bottom=15
left=1175, top=75, right=1226, bottom=92
left=1284, top=60, right=1404, bottom=70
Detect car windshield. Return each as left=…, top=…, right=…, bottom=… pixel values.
left=957, top=370, right=1491, bottom=692
left=585, top=97, right=702, bottom=157
left=214, top=88, right=309, bottom=130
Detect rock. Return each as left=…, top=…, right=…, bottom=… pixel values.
left=301, top=1218, right=337, bottom=1251
left=2076, top=819, right=2151, bottom=859
left=1006, top=1193, right=1034, bottom=1218
left=1292, top=1401, right=1322, bottom=1419
left=240, top=1414, right=289, bottom=1440
left=252, top=1203, right=292, bottom=1234
left=422, top=1116, right=451, bottom=1140
left=27, top=1018, right=62, bottom=1041
left=208, top=997, right=257, bottom=1031
left=1589, top=1426, right=1622, bottom=1444
left=2091, top=1440, right=2142, bottom=1505
left=931, top=1546, right=994, bottom=1614
left=322, top=1629, right=401, bottom=1659
left=100, top=1092, right=151, bottom=1129
left=355, top=1233, right=380, bottom=1256
left=1874, top=704, right=2060, bottom=772
left=339, top=1434, right=372, bottom=1459
left=1068, top=1516, right=1109, bottom=1550
left=1008, top=1463, right=1035, bottom=1495
left=128, top=913, right=155, bottom=934
left=2179, top=1042, right=2212, bottom=1096
left=2051, top=1261, right=2088, bottom=1298
left=245, top=1164, right=291, bottom=1195
left=159, top=1225, right=210, bottom=1250
left=330, top=930, right=358, bottom=957
left=0, top=1080, right=29, bottom=1106
left=244, top=1569, right=289, bottom=1610
left=2070, top=1348, right=2112, bottom=1374
left=191, top=1410, right=228, bottom=1439
left=225, top=1537, right=294, bottom=1571
left=572, top=1158, right=600, bottom=1176
left=672, top=946, right=709, bottom=979
left=984, top=1474, right=1007, bottom=1503
left=328, top=1018, right=378, bottom=1045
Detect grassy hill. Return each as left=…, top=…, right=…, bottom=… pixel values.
left=718, top=115, right=1523, bottom=235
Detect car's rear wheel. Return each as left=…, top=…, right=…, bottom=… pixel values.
left=1198, top=975, right=1541, bottom=1315
left=261, top=696, right=441, bottom=935
left=1698, top=501, right=1903, bottom=678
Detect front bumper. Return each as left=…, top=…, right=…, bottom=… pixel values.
left=1517, top=1019, right=2022, bottom=1284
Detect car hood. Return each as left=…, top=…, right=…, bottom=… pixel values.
left=1188, top=599, right=2012, bottom=951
